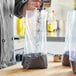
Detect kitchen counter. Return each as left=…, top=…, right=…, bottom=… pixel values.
left=0, top=61, right=75, bottom=76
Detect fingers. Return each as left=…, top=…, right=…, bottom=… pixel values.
left=27, top=0, right=41, bottom=10
left=22, top=0, right=41, bottom=16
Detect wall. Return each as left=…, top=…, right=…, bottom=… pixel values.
left=51, top=0, right=74, bottom=20
left=46, top=0, right=74, bottom=55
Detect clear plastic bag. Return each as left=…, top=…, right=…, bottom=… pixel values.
left=22, top=9, right=47, bottom=69
left=62, top=11, right=72, bottom=66
left=68, top=10, right=76, bottom=62
left=66, top=10, right=76, bottom=73
left=24, top=10, right=47, bottom=54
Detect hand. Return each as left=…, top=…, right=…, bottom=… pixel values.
left=27, top=0, right=41, bottom=10
left=22, top=0, right=41, bottom=16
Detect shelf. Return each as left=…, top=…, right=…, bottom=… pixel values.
left=47, top=37, right=65, bottom=42
left=47, top=30, right=65, bottom=42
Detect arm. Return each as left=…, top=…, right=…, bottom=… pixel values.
left=14, top=0, right=28, bottom=18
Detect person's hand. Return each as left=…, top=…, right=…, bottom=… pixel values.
left=22, top=0, right=41, bottom=16
left=27, top=0, right=41, bottom=10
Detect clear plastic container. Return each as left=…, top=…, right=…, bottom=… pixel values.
left=62, top=10, right=72, bottom=67
left=22, top=9, right=48, bottom=69
left=69, top=11, right=76, bottom=62
left=66, top=10, right=76, bottom=74
left=24, top=9, right=47, bottom=54
left=69, top=11, right=76, bottom=74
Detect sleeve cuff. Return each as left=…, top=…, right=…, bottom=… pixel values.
left=14, top=0, right=28, bottom=18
